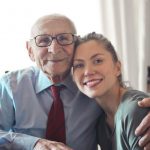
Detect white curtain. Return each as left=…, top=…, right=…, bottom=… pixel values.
left=98, top=0, right=150, bottom=92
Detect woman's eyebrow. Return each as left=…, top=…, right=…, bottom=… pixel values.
left=91, top=53, right=104, bottom=59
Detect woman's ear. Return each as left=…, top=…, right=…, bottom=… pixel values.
left=116, top=61, right=121, bottom=77
left=26, top=41, right=35, bottom=62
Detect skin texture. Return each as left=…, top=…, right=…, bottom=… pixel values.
left=73, top=40, right=121, bottom=99
left=26, top=15, right=150, bottom=149
left=72, top=38, right=150, bottom=149
left=33, top=139, right=73, bottom=150
left=73, top=40, right=125, bottom=129
left=136, top=98, right=150, bottom=149
left=26, top=14, right=75, bottom=150
left=26, top=15, right=75, bottom=83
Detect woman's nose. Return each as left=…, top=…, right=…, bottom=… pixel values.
left=84, top=66, right=95, bottom=77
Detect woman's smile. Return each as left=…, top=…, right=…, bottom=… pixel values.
left=83, top=78, right=103, bottom=88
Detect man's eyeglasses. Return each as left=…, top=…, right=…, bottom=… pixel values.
left=32, top=33, right=76, bottom=47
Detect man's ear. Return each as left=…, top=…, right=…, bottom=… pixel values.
left=26, top=41, right=35, bottom=62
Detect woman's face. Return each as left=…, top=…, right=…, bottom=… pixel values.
left=72, top=40, right=121, bottom=98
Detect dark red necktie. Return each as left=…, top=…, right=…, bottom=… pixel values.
left=45, top=85, right=66, bottom=143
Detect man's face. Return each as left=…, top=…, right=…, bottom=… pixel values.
left=27, top=18, right=75, bottom=82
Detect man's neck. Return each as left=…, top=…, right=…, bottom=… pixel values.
left=49, top=75, right=65, bottom=84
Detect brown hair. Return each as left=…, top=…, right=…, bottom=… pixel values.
left=74, top=32, right=124, bottom=87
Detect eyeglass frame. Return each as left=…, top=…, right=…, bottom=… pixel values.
left=30, top=33, right=77, bottom=47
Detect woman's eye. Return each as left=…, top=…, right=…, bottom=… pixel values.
left=73, top=63, right=84, bottom=69
left=94, top=58, right=103, bottom=64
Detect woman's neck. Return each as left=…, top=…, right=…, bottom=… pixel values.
left=95, top=85, right=127, bottom=130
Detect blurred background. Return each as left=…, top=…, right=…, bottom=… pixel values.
left=0, top=0, right=150, bottom=92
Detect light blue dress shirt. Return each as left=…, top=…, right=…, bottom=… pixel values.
left=0, top=66, right=102, bottom=150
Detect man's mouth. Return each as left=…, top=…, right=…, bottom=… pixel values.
left=46, top=58, right=66, bottom=63
left=50, top=59, right=64, bottom=62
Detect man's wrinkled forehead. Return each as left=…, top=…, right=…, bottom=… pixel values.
left=30, top=18, right=75, bottom=38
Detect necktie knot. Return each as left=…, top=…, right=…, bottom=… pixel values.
left=50, top=85, right=60, bottom=100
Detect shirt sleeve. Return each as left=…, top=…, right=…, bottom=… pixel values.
left=0, top=76, right=40, bottom=150
left=0, top=130, right=40, bottom=149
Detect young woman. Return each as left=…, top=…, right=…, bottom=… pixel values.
left=72, top=32, right=149, bottom=150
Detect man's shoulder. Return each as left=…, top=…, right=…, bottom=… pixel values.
left=0, top=66, right=40, bottom=87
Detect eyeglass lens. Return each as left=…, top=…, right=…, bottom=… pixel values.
left=35, top=33, right=74, bottom=47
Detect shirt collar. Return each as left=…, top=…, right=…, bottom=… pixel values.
left=35, top=69, right=78, bottom=94
left=35, top=69, right=52, bottom=93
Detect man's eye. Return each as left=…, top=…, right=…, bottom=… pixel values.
left=40, top=37, right=50, bottom=44
left=58, top=36, right=68, bottom=41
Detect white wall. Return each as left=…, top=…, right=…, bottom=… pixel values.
left=0, top=0, right=101, bottom=75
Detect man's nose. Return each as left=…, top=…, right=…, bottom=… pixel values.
left=47, top=39, right=61, bottom=53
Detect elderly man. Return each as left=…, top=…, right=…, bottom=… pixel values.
left=0, top=14, right=150, bottom=150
